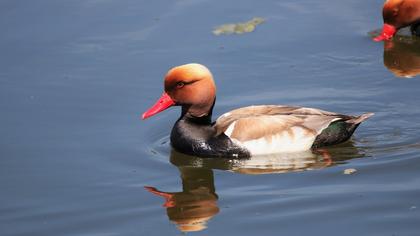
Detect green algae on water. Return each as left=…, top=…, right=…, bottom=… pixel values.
left=213, top=17, right=265, bottom=36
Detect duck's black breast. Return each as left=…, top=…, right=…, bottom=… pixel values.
left=170, top=117, right=250, bottom=158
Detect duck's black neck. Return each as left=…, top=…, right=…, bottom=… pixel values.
left=179, top=98, right=216, bottom=125
left=171, top=97, right=250, bottom=158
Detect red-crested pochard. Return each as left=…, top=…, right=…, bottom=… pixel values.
left=374, top=0, right=420, bottom=41
left=142, top=63, right=373, bottom=158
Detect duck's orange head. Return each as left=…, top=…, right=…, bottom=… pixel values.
left=142, top=63, right=216, bottom=119
left=374, top=0, right=420, bottom=41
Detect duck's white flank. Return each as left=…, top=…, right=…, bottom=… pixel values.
left=226, top=126, right=317, bottom=154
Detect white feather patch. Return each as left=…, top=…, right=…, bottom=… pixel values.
left=230, top=126, right=317, bottom=155
left=224, top=121, right=236, bottom=137
left=331, top=117, right=341, bottom=123
left=220, top=112, right=231, bottom=118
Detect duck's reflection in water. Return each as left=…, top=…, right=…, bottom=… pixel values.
left=382, top=33, right=420, bottom=78
left=145, top=166, right=218, bottom=232
left=411, top=23, right=420, bottom=37
left=145, top=143, right=364, bottom=232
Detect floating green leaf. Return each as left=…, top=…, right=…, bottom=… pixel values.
left=213, top=17, right=265, bottom=36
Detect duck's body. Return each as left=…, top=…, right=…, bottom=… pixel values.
left=374, top=0, right=420, bottom=41
left=143, top=64, right=373, bottom=158
left=170, top=105, right=372, bottom=158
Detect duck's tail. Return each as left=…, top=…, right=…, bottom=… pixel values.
left=349, top=112, right=375, bottom=124
left=345, top=112, right=374, bottom=135
left=311, top=112, right=374, bottom=149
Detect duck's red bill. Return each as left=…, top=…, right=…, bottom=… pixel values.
left=142, top=92, right=175, bottom=119
left=373, top=24, right=396, bottom=41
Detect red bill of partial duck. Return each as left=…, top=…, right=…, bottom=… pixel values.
left=142, top=63, right=373, bottom=158
left=374, top=0, right=420, bottom=41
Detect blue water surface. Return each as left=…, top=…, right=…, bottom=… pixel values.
left=1, top=0, right=420, bottom=235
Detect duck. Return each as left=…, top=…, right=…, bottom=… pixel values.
left=142, top=63, right=373, bottom=158
left=374, top=0, right=420, bottom=41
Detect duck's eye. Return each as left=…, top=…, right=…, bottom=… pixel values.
left=176, top=82, right=185, bottom=88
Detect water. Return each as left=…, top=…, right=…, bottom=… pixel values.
left=1, top=0, right=420, bottom=235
